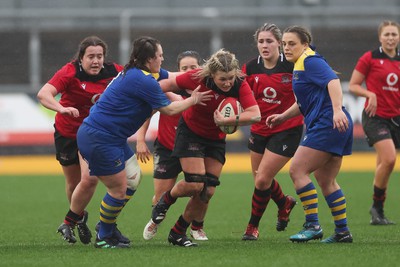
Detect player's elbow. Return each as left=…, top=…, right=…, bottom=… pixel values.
left=348, top=83, right=358, bottom=94
left=36, top=89, right=45, bottom=103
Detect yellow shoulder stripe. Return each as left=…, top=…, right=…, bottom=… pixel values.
left=294, top=47, right=316, bottom=71
left=141, top=69, right=160, bottom=80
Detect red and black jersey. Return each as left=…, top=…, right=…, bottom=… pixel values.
left=48, top=61, right=123, bottom=139
left=157, top=113, right=180, bottom=150
left=157, top=90, right=190, bottom=150
left=243, top=54, right=303, bottom=136
left=176, top=69, right=257, bottom=140
left=354, top=47, right=400, bottom=118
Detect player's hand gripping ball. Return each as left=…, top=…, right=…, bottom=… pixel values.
left=217, top=97, right=242, bottom=134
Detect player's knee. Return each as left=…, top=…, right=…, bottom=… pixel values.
left=125, top=154, right=142, bottom=190
left=198, top=173, right=220, bottom=202
left=81, top=174, right=98, bottom=188
left=204, top=186, right=216, bottom=200
left=127, top=170, right=142, bottom=191
left=206, top=173, right=220, bottom=198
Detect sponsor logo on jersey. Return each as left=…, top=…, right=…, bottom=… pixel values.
left=91, top=93, right=101, bottom=104
left=382, top=73, right=399, bottom=92
left=262, top=87, right=281, bottom=104
left=263, top=87, right=277, bottom=99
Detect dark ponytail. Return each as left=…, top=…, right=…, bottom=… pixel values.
left=123, top=36, right=160, bottom=74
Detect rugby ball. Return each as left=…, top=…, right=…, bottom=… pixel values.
left=217, top=97, right=242, bottom=134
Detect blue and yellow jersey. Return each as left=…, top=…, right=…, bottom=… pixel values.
left=292, top=47, right=338, bottom=128
left=83, top=68, right=170, bottom=140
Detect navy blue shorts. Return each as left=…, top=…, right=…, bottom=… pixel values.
left=77, top=123, right=134, bottom=176
left=302, top=109, right=353, bottom=156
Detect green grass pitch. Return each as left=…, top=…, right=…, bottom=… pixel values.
left=1, top=171, right=400, bottom=267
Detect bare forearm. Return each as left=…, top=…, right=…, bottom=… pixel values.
left=328, top=79, right=344, bottom=112
left=349, top=83, right=375, bottom=99
left=220, top=105, right=261, bottom=126
left=282, top=102, right=301, bottom=120
left=37, top=84, right=63, bottom=112
left=136, top=118, right=150, bottom=143
left=159, top=97, right=194, bottom=116
left=349, top=83, right=366, bottom=97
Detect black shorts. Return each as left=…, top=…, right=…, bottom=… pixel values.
left=362, top=110, right=400, bottom=148
left=54, top=126, right=79, bottom=166
left=153, top=138, right=182, bottom=179
left=172, top=119, right=226, bottom=165
left=248, top=125, right=303, bottom=157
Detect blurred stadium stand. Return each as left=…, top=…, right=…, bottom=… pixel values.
left=0, top=0, right=398, bottom=154
left=0, top=0, right=399, bottom=92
